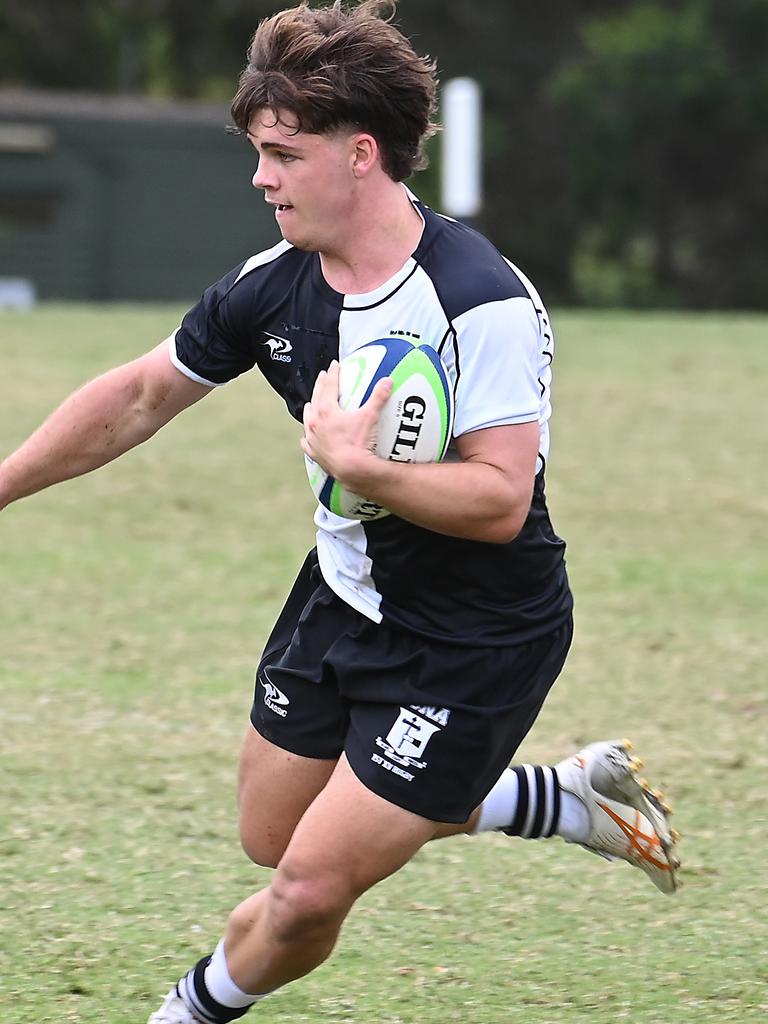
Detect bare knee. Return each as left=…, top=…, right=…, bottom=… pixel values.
left=222, top=862, right=356, bottom=992
left=265, top=860, right=355, bottom=945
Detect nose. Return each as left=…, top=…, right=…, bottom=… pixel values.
left=251, top=156, right=276, bottom=191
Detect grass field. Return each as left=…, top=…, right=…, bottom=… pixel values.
left=1, top=306, right=766, bottom=1023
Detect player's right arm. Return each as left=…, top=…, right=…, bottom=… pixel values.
left=0, top=341, right=211, bottom=511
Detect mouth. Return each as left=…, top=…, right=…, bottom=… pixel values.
left=268, top=200, right=293, bottom=215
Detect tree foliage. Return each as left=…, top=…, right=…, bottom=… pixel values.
left=550, top=0, right=768, bottom=306
left=0, top=0, right=275, bottom=96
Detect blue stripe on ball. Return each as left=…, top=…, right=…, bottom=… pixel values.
left=357, top=337, right=415, bottom=406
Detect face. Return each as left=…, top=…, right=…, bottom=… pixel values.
left=248, top=109, right=366, bottom=254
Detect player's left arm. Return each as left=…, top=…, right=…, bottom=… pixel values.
left=301, top=362, right=539, bottom=543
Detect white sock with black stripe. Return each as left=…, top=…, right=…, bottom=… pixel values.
left=177, top=941, right=268, bottom=1023
left=473, top=765, right=590, bottom=841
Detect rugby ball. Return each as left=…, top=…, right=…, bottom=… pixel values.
left=305, top=337, right=454, bottom=520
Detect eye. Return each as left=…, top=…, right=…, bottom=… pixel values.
left=277, top=151, right=296, bottom=163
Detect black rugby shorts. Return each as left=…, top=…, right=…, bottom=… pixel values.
left=250, top=551, right=573, bottom=824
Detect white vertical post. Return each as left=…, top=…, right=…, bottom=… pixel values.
left=441, top=77, right=483, bottom=220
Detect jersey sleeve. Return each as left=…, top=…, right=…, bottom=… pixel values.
left=169, top=262, right=262, bottom=387
left=450, top=296, right=543, bottom=437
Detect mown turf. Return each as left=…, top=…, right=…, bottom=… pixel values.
left=1, top=306, right=766, bottom=1022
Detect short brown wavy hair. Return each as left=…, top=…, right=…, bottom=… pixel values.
left=230, top=0, right=439, bottom=182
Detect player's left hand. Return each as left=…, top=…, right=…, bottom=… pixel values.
left=301, top=361, right=391, bottom=483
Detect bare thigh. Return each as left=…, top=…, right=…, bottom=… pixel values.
left=280, top=752, right=441, bottom=896
left=237, top=724, right=337, bottom=867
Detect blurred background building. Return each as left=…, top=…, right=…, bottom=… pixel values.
left=0, top=90, right=271, bottom=301
left=1, top=0, right=765, bottom=307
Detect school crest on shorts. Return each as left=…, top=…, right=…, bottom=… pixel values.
left=375, top=707, right=442, bottom=770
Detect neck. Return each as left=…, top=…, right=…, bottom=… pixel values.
left=319, top=183, right=424, bottom=294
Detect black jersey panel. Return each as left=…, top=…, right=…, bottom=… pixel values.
left=175, top=260, right=257, bottom=383
left=414, top=207, right=530, bottom=322
left=364, top=472, right=572, bottom=646
left=174, top=247, right=342, bottom=419
left=253, top=254, right=342, bottom=422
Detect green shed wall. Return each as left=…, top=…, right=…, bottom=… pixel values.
left=0, top=107, right=279, bottom=301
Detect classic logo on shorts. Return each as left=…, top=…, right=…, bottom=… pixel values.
left=371, top=706, right=449, bottom=782
left=261, top=674, right=290, bottom=717
left=264, top=336, right=292, bottom=363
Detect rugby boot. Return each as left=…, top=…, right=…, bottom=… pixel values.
left=555, top=738, right=680, bottom=894
left=148, top=988, right=203, bottom=1024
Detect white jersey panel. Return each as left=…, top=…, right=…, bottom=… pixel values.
left=503, top=257, right=554, bottom=460
left=314, top=507, right=383, bottom=623
left=314, top=264, right=453, bottom=617
left=452, top=296, right=551, bottom=465
left=338, top=264, right=453, bottom=357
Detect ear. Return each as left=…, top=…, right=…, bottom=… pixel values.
left=350, top=132, right=379, bottom=178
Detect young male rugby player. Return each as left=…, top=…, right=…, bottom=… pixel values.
left=0, top=2, right=680, bottom=1021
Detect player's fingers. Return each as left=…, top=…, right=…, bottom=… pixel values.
left=311, top=361, right=341, bottom=410
left=309, top=368, right=328, bottom=406
left=362, top=376, right=392, bottom=415
left=321, top=361, right=341, bottom=407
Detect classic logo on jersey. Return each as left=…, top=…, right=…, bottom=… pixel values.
left=261, top=673, right=290, bottom=717
left=264, top=335, right=293, bottom=363
left=372, top=707, right=445, bottom=782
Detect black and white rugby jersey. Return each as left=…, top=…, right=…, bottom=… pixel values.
left=169, top=196, right=572, bottom=645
